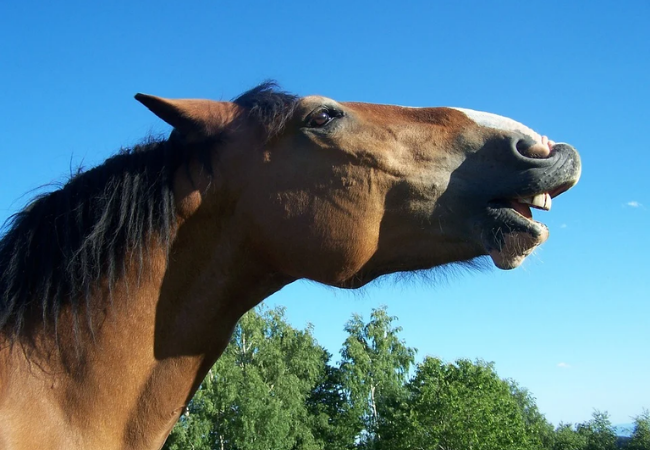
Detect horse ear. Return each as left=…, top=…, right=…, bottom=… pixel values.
left=134, top=93, right=236, bottom=137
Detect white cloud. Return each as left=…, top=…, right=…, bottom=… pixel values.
left=560, top=224, right=567, bottom=229
left=557, top=362, right=571, bottom=369
left=626, top=201, right=642, bottom=208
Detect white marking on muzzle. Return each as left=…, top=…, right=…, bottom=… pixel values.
left=391, top=104, right=544, bottom=143
left=451, top=108, right=543, bottom=143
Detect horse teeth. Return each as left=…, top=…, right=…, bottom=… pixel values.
left=518, top=193, right=552, bottom=211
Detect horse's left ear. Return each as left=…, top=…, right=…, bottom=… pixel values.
left=135, top=93, right=236, bottom=138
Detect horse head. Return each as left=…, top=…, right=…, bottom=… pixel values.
left=137, top=86, right=580, bottom=287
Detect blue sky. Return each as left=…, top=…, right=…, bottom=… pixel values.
left=1, top=0, right=648, bottom=426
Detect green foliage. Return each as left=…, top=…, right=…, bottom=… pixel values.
left=304, top=363, right=358, bottom=450
left=163, top=305, right=647, bottom=450
left=576, top=411, right=618, bottom=450
left=164, top=306, right=329, bottom=450
left=339, top=306, right=416, bottom=449
left=553, top=423, right=588, bottom=450
left=392, top=357, right=539, bottom=450
left=509, top=382, right=556, bottom=450
left=627, top=410, right=650, bottom=450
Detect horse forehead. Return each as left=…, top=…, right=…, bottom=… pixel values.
left=301, top=95, right=337, bottom=105
left=297, top=95, right=344, bottom=112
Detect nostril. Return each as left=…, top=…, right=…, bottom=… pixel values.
left=515, top=137, right=552, bottom=159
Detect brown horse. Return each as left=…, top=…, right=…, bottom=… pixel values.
left=0, top=83, right=580, bottom=449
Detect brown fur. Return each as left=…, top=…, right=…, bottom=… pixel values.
left=0, top=89, right=580, bottom=449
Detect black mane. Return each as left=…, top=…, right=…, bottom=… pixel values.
left=233, top=81, right=299, bottom=140
left=0, top=82, right=299, bottom=341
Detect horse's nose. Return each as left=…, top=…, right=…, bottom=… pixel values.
left=515, top=136, right=553, bottom=159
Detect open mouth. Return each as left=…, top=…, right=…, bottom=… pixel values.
left=507, top=192, right=552, bottom=219
left=492, top=181, right=574, bottom=225
left=480, top=176, right=579, bottom=270
left=503, top=183, right=569, bottom=216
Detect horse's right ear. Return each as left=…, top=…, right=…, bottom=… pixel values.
left=135, top=93, right=236, bottom=138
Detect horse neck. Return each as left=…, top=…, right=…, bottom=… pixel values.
left=3, top=193, right=291, bottom=449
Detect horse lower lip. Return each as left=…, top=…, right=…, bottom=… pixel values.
left=478, top=205, right=550, bottom=270
left=489, top=200, right=539, bottom=223
left=496, top=204, right=544, bottom=229
left=508, top=200, right=533, bottom=219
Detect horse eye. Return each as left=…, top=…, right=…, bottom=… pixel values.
left=308, top=110, right=332, bottom=128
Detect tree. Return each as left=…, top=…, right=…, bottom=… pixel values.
left=627, top=410, right=650, bottom=450
left=164, top=306, right=329, bottom=450
left=165, top=304, right=640, bottom=450
left=509, top=381, right=555, bottom=449
left=576, top=411, right=617, bottom=450
left=399, top=357, right=539, bottom=450
left=553, top=423, right=587, bottom=450
left=339, top=306, right=416, bottom=449
left=304, top=362, right=358, bottom=450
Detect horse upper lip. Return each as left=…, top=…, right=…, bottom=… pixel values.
left=496, top=144, right=581, bottom=213
left=547, top=181, right=575, bottom=199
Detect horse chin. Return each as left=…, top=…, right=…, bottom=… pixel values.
left=487, top=228, right=549, bottom=269
left=477, top=205, right=550, bottom=270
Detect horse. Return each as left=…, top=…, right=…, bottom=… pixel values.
left=0, top=82, right=581, bottom=449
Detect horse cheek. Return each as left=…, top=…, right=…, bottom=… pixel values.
left=242, top=192, right=380, bottom=285
left=308, top=209, right=381, bottom=285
